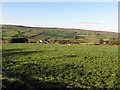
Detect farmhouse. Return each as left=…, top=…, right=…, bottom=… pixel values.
left=39, top=39, right=49, bottom=44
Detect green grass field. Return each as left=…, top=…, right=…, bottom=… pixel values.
left=2, top=25, right=119, bottom=44
left=2, top=43, right=119, bottom=89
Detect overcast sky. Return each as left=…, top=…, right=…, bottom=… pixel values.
left=2, top=2, right=118, bottom=32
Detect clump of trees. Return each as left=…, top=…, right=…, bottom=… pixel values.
left=58, top=40, right=70, bottom=44
left=9, top=37, right=28, bottom=43
left=107, top=40, right=120, bottom=45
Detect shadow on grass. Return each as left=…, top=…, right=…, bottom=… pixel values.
left=2, top=48, right=82, bottom=89
left=47, top=55, right=78, bottom=61
left=2, top=48, right=68, bottom=89
left=2, top=72, right=68, bottom=90
left=2, top=48, right=44, bottom=58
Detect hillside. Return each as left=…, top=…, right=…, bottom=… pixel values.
left=1, top=24, right=118, bottom=44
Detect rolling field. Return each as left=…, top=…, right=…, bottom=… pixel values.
left=2, top=43, right=119, bottom=89
left=2, top=25, right=118, bottom=44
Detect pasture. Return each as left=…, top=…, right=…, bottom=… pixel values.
left=2, top=43, right=119, bottom=89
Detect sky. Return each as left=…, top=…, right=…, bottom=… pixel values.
left=2, top=2, right=118, bottom=32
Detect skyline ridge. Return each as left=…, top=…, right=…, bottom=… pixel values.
left=2, top=23, right=118, bottom=33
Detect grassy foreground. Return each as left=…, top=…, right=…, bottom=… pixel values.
left=2, top=43, right=119, bottom=89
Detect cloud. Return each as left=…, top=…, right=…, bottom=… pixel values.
left=94, top=26, right=118, bottom=32
left=73, top=22, right=104, bottom=25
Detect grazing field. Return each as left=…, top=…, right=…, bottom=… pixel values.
left=2, top=25, right=118, bottom=44
left=2, top=43, right=118, bottom=89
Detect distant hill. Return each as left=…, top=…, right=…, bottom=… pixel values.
left=1, top=24, right=119, bottom=44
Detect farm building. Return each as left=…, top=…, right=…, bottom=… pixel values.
left=38, top=39, right=49, bottom=44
